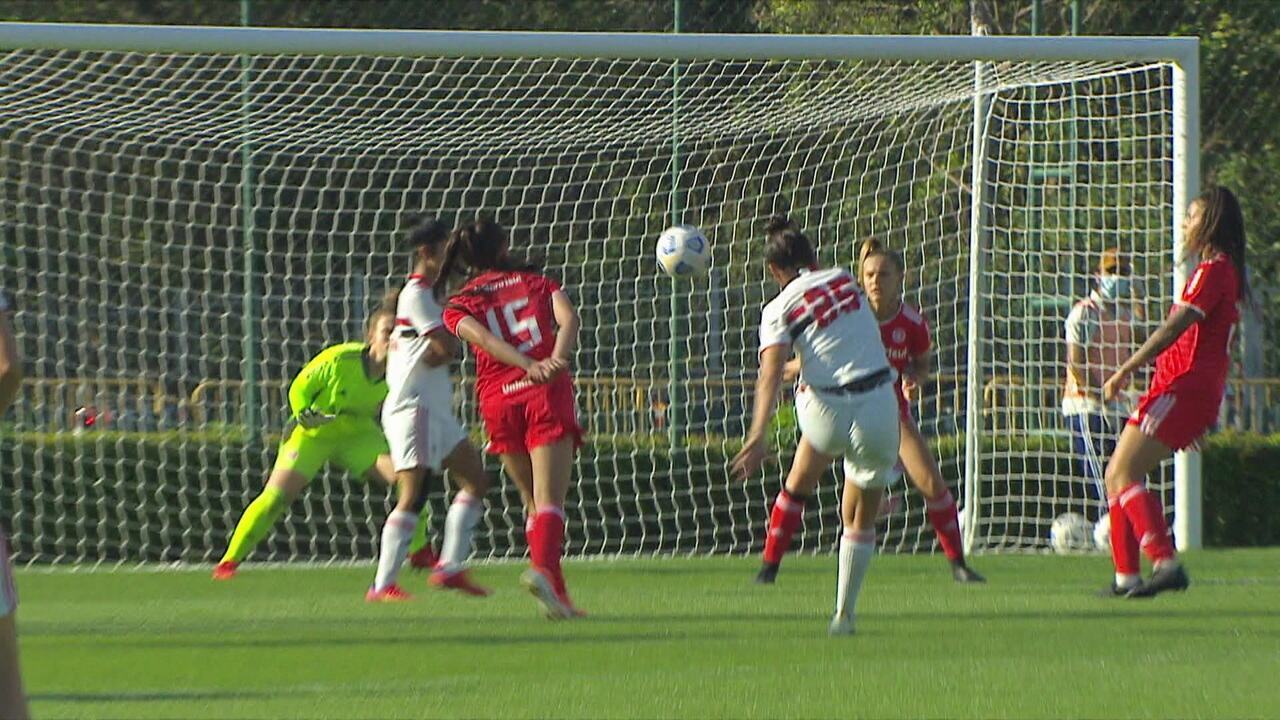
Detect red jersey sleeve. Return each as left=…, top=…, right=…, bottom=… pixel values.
left=442, top=291, right=483, bottom=335
left=1179, top=259, right=1230, bottom=318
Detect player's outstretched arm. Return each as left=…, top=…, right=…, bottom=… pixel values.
left=731, top=344, right=787, bottom=481
left=1103, top=305, right=1200, bottom=401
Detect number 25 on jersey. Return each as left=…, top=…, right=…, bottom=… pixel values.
left=788, top=274, right=862, bottom=329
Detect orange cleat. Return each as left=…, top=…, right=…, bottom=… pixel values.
left=429, top=568, right=492, bottom=597
left=365, top=584, right=413, bottom=602
left=211, top=561, right=239, bottom=580
left=408, top=545, right=439, bottom=571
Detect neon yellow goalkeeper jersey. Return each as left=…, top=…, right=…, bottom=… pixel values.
left=287, top=342, right=388, bottom=421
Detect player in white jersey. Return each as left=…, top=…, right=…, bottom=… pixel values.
left=368, top=216, right=500, bottom=601
left=731, top=215, right=900, bottom=637
left=0, top=289, right=30, bottom=719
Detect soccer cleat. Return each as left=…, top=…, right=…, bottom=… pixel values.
left=1125, top=563, right=1190, bottom=599
left=520, top=567, right=575, bottom=620
left=951, top=561, right=986, bottom=584
left=429, top=568, right=492, bottom=597
left=408, top=545, right=438, bottom=571
left=365, top=584, right=413, bottom=602
left=828, top=612, right=855, bottom=637
left=754, top=562, right=780, bottom=585
left=1096, top=581, right=1137, bottom=598
left=211, top=561, right=239, bottom=580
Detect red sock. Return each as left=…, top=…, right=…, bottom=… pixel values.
left=762, top=490, right=806, bottom=565
left=925, top=489, right=964, bottom=562
left=530, top=507, right=567, bottom=595
left=1118, top=484, right=1175, bottom=563
left=1107, top=494, right=1140, bottom=576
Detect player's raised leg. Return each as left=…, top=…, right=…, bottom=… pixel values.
left=500, top=453, right=537, bottom=547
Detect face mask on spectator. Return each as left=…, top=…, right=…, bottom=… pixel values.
left=1097, top=275, right=1130, bottom=299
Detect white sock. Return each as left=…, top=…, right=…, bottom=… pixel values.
left=1116, top=572, right=1140, bottom=589
left=373, top=510, right=418, bottom=591
left=438, top=490, right=483, bottom=574
left=835, top=528, right=875, bottom=617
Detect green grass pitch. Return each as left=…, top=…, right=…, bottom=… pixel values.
left=18, top=549, right=1280, bottom=719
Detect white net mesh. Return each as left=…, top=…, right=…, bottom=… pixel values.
left=0, top=41, right=1179, bottom=565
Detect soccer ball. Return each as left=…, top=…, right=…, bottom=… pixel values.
left=656, top=225, right=710, bottom=278
left=1094, top=512, right=1111, bottom=551
left=1049, top=512, right=1095, bottom=554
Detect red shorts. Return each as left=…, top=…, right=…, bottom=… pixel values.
left=1127, top=376, right=1223, bottom=451
left=479, top=376, right=583, bottom=455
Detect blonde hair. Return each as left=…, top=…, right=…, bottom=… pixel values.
left=858, top=237, right=905, bottom=275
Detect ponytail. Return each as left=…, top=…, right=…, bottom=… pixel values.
left=435, top=217, right=540, bottom=301
left=433, top=231, right=466, bottom=302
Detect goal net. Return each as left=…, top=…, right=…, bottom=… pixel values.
left=0, top=26, right=1194, bottom=565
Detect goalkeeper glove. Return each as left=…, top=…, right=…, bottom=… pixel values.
left=296, top=408, right=336, bottom=429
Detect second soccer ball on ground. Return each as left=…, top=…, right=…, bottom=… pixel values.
left=1049, top=512, right=1095, bottom=554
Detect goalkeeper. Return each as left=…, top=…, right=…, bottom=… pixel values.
left=213, top=299, right=434, bottom=579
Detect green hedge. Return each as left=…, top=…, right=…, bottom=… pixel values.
left=1200, top=432, right=1280, bottom=547
left=1, top=429, right=1276, bottom=563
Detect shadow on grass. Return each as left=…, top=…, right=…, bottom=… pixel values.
left=89, top=629, right=734, bottom=650
left=32, top=687, right=319, bottom=703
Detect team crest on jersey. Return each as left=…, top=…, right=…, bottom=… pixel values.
left=892, top=328, right=907, bottom=344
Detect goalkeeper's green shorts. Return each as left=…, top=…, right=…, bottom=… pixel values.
left=271, top=417, right=389, bottom=480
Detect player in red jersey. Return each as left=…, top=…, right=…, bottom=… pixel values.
left=768, top=239, right=984, bottom=584
left=0, top=289, right=30, bottom=719
left=439, top=218, right=585, bottom=619
left=857, top=238, right=983, bottom=582
left=1100, top=187, right=1248, bottom=598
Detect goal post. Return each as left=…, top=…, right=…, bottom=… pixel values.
left=0, top=23, right=1200, bottom=565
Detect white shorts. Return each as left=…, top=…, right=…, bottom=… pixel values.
left=0, top=529, right=16, bottom=617
left=796, top=383, right=900, bottom=489
left=381, top=404, right=467, bottom=473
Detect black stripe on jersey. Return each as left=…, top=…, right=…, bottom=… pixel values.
left=787, top=313, right=814, bottom=340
